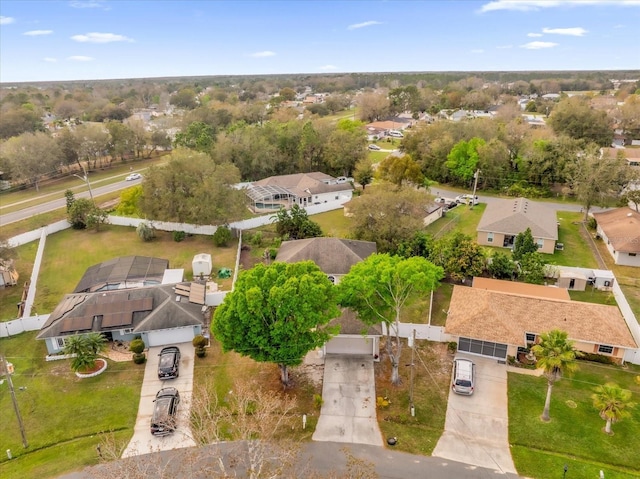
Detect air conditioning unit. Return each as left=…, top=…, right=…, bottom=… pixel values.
left=604, top=280, right=611, bottom=287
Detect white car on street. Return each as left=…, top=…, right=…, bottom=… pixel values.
left=126, top=173, right=142, bottom=181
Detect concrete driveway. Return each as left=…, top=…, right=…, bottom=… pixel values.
left=433, top=354, right=517, bottom=474
left=122, top=343, right=196, bottom=457
left=312, top=355, right=383, bottom=446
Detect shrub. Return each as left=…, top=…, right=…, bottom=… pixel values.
left=213, top=226, right=232, bottom=247
left=587, top=217, right=597, bottom=230
left=133, top=353, right=146, bottom=364
left=447, top=341, right=457, bottom=354
left=579, top=352, right=615, bottom=365
left=313, top=394, right=324, bottom=409
left=268, top=247, right=278, bottom=260
left=129, top=338, right=145, bottom=354
left=192, top=335, right=208, bottom=348
left=173, top=230, right=186, bottom=242
left=376, top=396, right=390, bottom=408
left=136, top=221, right=155, bottom=242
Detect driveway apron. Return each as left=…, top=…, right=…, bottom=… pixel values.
left=123, top=343, right=196, bottom=457
left=312, top=355, right=383, bottom=446
left=433, top=354, right=517, bottom=474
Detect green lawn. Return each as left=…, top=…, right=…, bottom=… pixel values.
left=424, top=203, right=486, bottom=238
left=553, top=212, right=598, bottom=268
left=509, top=363, right=640, bottom=479
left=569, top=289, right=618, bottom=306
left=310, top=208, right=353, bottom=238
left=0, top=331, right=143, bottom=478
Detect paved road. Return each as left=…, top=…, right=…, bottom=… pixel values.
left=0, top=175, right=142, bottom=227
left=57, top=440, right=523, bottom=479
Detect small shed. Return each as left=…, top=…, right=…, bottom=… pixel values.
left=557, top=270, right=588, bottom=291
left=192, top=254, right=212, bottom=277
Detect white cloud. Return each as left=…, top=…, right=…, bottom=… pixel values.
left=68, top=55, right=94, bottom=61
left=347, top=20, right=382, bottom=30
left=24, top=30, right=53, bottom=36
left=44, top=57, right=58, bottom=62
left=319, top=65, right=337, bottom=71
left=542, top=27, right=588, bottom=36
left=527, top=32, right=543, bottom=37
left=249, top=51, right=276, bottom=58
left=521, top=41, right=559, bottom=49
left=69, top=1, right=107, bottom=8
left=1, top=16, right=16, bottom=25
left=481, top=0, right=640, bottom=13
left=471, top=49, right=485, bottom=53
left=71, top=32, right=133, bottom=43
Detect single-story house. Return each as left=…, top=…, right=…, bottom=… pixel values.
left=275, top=237, right=381, bottom=358
left=604, top=147, right=640, bottom=167
left=445, top=282, right=636, bottom=364
left=245, top=172, right=353, bottom=213
left=37, top=283, right=209, bottom=355
left=592, top=207, right=640, bottom=267
left=477, top=197, right=557, bottom=253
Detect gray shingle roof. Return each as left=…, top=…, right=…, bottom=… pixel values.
left=275, top=238, right=377, bottom=275
left=37, top=284, right=205, bottom=340
left=477, top=197, right=558, bottom=240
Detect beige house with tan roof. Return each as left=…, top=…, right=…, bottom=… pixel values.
left=477, top=197, right=557, bottom=253
left=445, top=281, right=636, bottom=364
left=592, top=207, right=640, bottom=267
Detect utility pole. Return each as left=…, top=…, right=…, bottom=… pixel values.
left=409, top=329, right=416, bottom=417
left=1, top=355, right=28, bottom=448
left=470, top=169, right=480, bottom=210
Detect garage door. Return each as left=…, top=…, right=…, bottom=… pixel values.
left=147, top=327, right=195, bottom=347
left=458, top=337, right=508, bottom=360
left=325, top=336, right=375, bottom=355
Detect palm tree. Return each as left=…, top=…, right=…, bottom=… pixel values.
left=591, top=382, right=636, bottom=435
left=63, top=333, right=107, bottom=373
left=531, top=329, right=579, bottom=422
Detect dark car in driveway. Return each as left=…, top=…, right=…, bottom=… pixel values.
left=151, top=387, right=180, bottom=436
left=158, top=346, right=181, bottom=379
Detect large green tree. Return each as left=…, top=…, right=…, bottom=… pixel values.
left=139, top=149, right=246, bottom=224
left=377, top=154, right=424, bottom=189
left=591, top=383, right=636, bottom=435
left=338, top=254, right=444, bottom=385
left=564, top=145, right=630, bottom=221
left=272, top=204, right=323, bottom=240
left=212, top=261, right=340, bottom=386
left=513, top=227, right=538, bottom=260
left=430, top=232, right=485, bottom=282
left=531, top=330, right=579, bottom=422
left=0, top=131, right=62, bottom=191
left=348, top=186, right=430, bottom=254
left=445, top=137, right=485, bottom=185
left=174, top=121, right=216, bottom=152
left=63, top=333, right=107, bottom=373
left=548, top=96, right=613, bottom=146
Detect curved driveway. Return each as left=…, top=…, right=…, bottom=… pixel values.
left=122, top=343, right=196, bottom=457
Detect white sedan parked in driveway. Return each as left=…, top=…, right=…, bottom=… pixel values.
left=126, top=173, right=142, bottom=181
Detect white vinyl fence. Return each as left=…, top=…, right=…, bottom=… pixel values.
left=381, top=322, right=453, bottom=343
left=613, top=282, right=640, bottom=365
left=0, top=315, right=49, bottom=338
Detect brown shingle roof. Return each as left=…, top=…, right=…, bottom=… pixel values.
left=445, top=285, right=636, bottom=348
left=477, top=197, right=558, bottom=240
left=592, top=207, right=640, bottom=253
left=252, top=172, right=349, bottom=197
left=472, top=277, right=570, bottom=301
left=275, top=237, right=377, bottom=275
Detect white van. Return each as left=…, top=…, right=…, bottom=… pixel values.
left=451, top=357, right=475, bottom=395
left=388, top=130, right=404, bottom=138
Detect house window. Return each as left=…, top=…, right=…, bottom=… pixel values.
left=536, top=238, right=544, bottom=249
left=327, top=275, right=336, bottom=284
left=56, top=337, right=66, bottom=349
left=598, top=344, right=614, bottom=355
left=525, top=333, right=536, bottom=343
left=122, top=328, right=133, bottom=334
left=629, top=253, right=637, bottom=257
left=487, top=232, right=494, bottom=243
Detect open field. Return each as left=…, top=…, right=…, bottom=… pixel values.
left=509, top=362, right=640, bottom=479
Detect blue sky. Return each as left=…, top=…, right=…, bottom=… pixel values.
left=1, top=0, right=639, bottom=83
